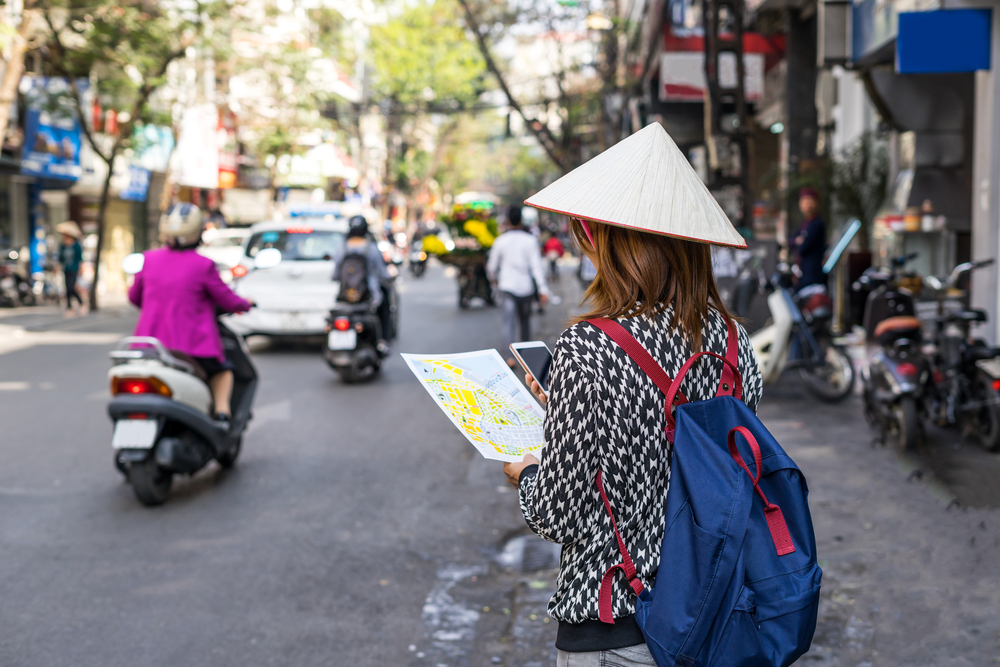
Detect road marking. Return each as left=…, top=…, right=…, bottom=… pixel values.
left=0, top=381, right=29, bottom=391
left=0, top=325, right=122, bottom=356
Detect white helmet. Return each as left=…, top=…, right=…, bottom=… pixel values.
left=160, top=203, right=203, bottom=247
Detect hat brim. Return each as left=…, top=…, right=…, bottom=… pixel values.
left=525, top=203, right=748, bottom=249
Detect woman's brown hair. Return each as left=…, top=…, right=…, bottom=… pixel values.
left=570, top=217, right=733, bottom=352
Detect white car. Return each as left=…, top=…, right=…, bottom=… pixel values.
left=223, top=218, right=347, bottom=337
left=198, top=227, right=252, bottom=284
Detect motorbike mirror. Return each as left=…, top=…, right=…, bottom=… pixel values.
left=122, top=253, right=145, bottom=275
left=254, top=247, right=282, bottom=270
left=925, top=275, right=943, bottom=290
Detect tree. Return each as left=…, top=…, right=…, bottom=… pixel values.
left=0, top=6, right=38, bottom=146
left=38, top=0, right=228, bottom=309
left=456, top=0, right=642, bottom=173
left=368, top=0, right=487, bottom=213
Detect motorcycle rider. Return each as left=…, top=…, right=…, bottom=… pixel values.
left=333, top=215, right=392, bottom=347
left=128, top=203, right=253, bottom=427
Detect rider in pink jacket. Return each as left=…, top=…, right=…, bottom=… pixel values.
left=129, top=204, right=252, bottom=423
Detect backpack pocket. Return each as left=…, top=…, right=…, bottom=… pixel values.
left=710, top=564, right=822, bottom=667
left=638, top=501, right=726, bottom=656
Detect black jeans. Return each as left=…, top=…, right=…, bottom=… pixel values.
left=64, top=269, right=83, bottom=308
left=501, top=291, right=533, bottom=356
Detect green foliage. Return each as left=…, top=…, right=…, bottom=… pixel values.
left=369, top=1, right=486, bottom=108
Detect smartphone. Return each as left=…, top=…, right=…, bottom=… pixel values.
left=510, top=341, right=553, bottom=394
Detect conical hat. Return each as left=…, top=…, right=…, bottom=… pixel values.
left=524, top=123, right=747, bottom=248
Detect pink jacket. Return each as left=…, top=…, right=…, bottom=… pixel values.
left=129, top=248, right=251, bottom=361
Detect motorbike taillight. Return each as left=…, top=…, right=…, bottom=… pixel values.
left=112, top=377, right=172, bottom=397
left=897, top=362, right=919, bottom=377
left=333, top=317, right=351, bottom=331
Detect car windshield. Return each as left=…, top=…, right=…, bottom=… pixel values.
left=246, top=230, right=345, bottom=261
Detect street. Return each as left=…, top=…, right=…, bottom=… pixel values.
left=2, top=265, right=1000, bottom=667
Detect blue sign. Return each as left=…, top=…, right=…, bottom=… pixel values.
left=897, top=9, right=991, bottom=73
left=20, top=78, right=87, bottom=181
left=120, top=166, right=151, bottom=202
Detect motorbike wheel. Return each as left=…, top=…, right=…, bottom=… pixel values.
left=130, top=457, right=172, bottom=506
left=962, top=372, right=1000, bottom=451
left=338, top=357, right=380, bottom=383
left=217, top=436, right=242, bottom=469
left=798, top=338, right=855, bottom=402
left=893, top=397, right=920, bottom=452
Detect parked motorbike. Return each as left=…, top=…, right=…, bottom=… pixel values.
left=855, top=254, right=929, bottom=451
left=324, top=281, right=398, bottom=383
left=750, top=266, right=855, bottom=401
left=0, top=249, right=36, bottom=307
left=923, top=260, right=1000, bottom=450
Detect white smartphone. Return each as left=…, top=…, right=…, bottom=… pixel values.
left=510, top=341, right=553, bottom=394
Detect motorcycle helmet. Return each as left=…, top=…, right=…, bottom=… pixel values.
left=160, top=203, right=203, bottom=247
left=347, top=215, right=369, bottom=239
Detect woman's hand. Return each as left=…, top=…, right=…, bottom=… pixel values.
left=525, top=373, right=547, bottom=406
left=503, top=453, right=540, bottom=487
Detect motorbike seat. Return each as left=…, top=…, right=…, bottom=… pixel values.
left=167, top=349, right=209, bottom=383
left=874, top=316, right=923, bottom=345
left=948, top=309, right=988, bottom=324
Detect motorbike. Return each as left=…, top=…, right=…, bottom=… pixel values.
left=0, top=249, right=36, bottom=307
left=107, top=324, right=257, bottom=506
left=856, top=254, right=929, bottom=451
left=324, top=280, right=399, bottom=383
left=923, top=260, right=1000, bottom=450
left=750, top=266, right=855, bottom=401
left=409, top=240, right=428, bottom=278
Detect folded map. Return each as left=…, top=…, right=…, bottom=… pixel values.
left=402, top=349, right=545, bottom=462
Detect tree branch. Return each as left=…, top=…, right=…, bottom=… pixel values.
left=456, top=0, right=565, bottom=172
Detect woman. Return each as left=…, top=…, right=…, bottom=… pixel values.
left=56, top=221, right=85, bottom=315
left=129, top=203, right=252, bottom=425
left=502, top=124, right=763, bottom=666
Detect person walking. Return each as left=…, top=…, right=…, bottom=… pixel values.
left=487, top=206, right=550, bottom=367
left=501, top=124, right=763, bottom=666
left=56, top=221, right=85, bottom=316
left=543, top=231, right=565, bottom=282
left=792, top=188, right=827, bottom=290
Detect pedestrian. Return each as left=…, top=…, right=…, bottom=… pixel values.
left=501, top=124, right=763, bottom=666
left=792, top=187, right=827, bottom=290
left=56, top=221, right=85, bottom=316
left=543, top=231, right=565, bottom=281
left=487, top=205, right=549, bottom=368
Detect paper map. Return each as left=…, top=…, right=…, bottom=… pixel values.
left=402, top=350, right=545, bottom=462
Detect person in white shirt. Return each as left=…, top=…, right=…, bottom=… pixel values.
left=487, top=206, right=550, bottom=366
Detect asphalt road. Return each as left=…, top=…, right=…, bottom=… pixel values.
left=0, top=264, right=571, bottom=667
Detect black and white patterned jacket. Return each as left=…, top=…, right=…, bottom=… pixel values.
left=517, top=306, right=763, bottom=624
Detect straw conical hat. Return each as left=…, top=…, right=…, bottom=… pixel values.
left=525, top=123, right=747, bottom=248
left=56, top=221, right=83, bottom=239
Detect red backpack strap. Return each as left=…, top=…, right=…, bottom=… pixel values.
left=728, top=427, right=796, bottom=556
left=718, top=317, right=739, bottom=397
left=595, top=469, right=645, bottom=624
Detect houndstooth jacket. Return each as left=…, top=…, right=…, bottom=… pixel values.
left=517, top=306, right=763, bottom=624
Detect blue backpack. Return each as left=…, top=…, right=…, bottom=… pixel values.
left=589, top=318, right=821, bottom=667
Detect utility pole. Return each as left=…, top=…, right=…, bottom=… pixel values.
left=701, top=0, right=752, bottom=235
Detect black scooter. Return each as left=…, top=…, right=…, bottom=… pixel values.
left=856, top=254, right=930, bottom=451
left=107, top=323, right=257, bottom=505
left=324, top=282, right=398, bottom=383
